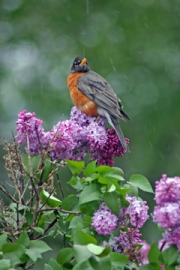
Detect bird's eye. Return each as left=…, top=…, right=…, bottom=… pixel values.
left=74, top=61, right=81, bottom=67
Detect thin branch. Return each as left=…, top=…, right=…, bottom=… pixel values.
left=0, top=186, right=17, bottom=203
left=56, top=173, right=65, bottom=199
left=16, top=202, right=19, bottom=229
left=34, top=217, right=58, bottom=240
left=38, top=207, right=81, bottom=215
left=12, top=132, right=25, bottom=204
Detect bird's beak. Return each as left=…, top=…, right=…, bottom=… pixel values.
left=80, top=58, right=87, bottom=65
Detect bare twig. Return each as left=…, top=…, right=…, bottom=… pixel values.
left=12, top=132, right=25, bottom=204
left=34, top=217, right=58, bottom=240
left=0, top=186, right=17, bottom=203
left=56, top=173, right=65, bottom=199
left=38, top=207, right=81, bottom=215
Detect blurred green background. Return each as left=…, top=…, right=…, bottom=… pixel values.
left=0, top=0, right=179, bottom=267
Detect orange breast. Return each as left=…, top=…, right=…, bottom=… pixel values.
left=67, top=73, right=97, bottom=116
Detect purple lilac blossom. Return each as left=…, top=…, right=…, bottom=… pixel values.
left=96, top=129, right=129, bottom=166
left=106, top=228, right=145, bottom=264
left=153, top=203, right=180, bottom=229
left=163, top=227, right=180, bottom=251
left=104, top=230, right=150, bottom=265
left=155, top=174, right=180, bottom=204
left=15, top=107, right=128, bottom=165
left=70, top=107, right=127, bottom=165
left=92, top=196, right=149, bottom=236
left=113, top=228, right=142, bottom=253
left=125, top=196, right=149, bottom=228
left=15, top=110, right=45, bottom=155
left=70, top=106, right=106, bottom=127
left=46, top=120, right=85, bottom=160
left=153, top=174, right=180, bottom=251
left=91, top=203, right=118, bottom=235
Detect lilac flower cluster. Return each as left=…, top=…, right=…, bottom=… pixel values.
left=104, top=232, right=150, bottom=266
left=94, top=129, right=129, bottom=167
left=91, top=197, right=149, bottom=236
left=153, top=174, right=180, bottom=251
left=91, top=197, right=149, bottom=265
left=15, top=107, right=128, bottom=165
left=112, top=228, right=143, bottom=262
left=125, top=196, right=149, bottom=228
left=113, top=228, right=142, bottom=252
left=91, top=203, right=118, bottom=235
left=16, top=110, right=45, bottom=155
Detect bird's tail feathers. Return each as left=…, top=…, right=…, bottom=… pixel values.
left=120, top=109, right=131, bottom=121
left=104, top=112, right=128, bottom=151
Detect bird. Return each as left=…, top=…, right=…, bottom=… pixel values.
left=67, top=56, right=130, bottom=151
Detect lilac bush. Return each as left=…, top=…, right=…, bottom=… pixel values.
left=1, top=108, right=177, bottom=269
left=16, top=106, right=127, bottom=165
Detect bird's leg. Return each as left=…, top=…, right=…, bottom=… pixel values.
left=96, top=115, right=100, bottom=122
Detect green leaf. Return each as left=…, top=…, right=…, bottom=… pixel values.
left=32, top=227, right=44, bottom=236
left=9, top=203, right=27, bottom=211
left=96, top=165, right=123, bottom=178
left=73, top=227, right=97, bottom=245
left=56, top=247, right=74, bottom=265
left=95, top=165, right=113, bottom=173
left=110, top=252, right=129, bottom=268
left=61, top=194, right=79, bottom=210
left=45, top=258, right=62, bottom=270
left=108, top=184, right=116, bottom=192
left=74, top=245, right=92, bottom=264
left=41, top=157, right=54, bottom=181
left=84, top=161, right=97, bottom=177
left=40, top=190, right=62, bottom=207
left=89, top=255, right=111, bottom=270
left=2, top=243, right=26, bottom=266
left=25, top=240, right=52, bottom=263
left=44, top=265, right=53, bottom=270
left=0, top=259, right=11, bottom=270
left=87, top=244, right=105, bottom=255
left=161, top=245, right=179, bottom=265
left=69, top=216, right=84, bottom=229
left=79, top=183, right=101, bottom=205
left=87, top=244, right=110, bottom=256
left=0, top=235, right=7, bottom=250
left=103, top=191, right=121, bottom=216
left=68, top=175, right=84, bottom=190
left=66, top=160, right=84, bottom=175
left=128, top=174, right=154, bottom=193
left=148, top=243, right=161, bottom=266
left=16, top=232, right=30, bottom=248
left=80, top=201, right=100, bottom=216
left=85, top=173, right=98, bottom=183
left=73, top=260, right=93, bottom=270
left=37, top=213, right=45, bottom=228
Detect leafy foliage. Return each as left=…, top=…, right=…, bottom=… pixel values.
left=0, top=138, right=180, bottom=269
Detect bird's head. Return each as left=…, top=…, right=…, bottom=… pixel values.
left=71, top=56, right=89, bottom=73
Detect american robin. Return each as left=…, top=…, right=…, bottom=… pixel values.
left=67, top=56, right=130, bottom=151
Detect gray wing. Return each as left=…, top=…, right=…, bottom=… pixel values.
left=77, top=70, right=129, bottom=121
